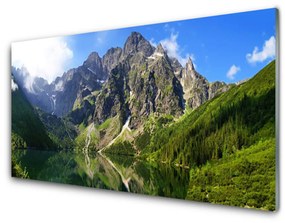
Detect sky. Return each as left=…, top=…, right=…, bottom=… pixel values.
left=12, top=8, right=276, bottom=83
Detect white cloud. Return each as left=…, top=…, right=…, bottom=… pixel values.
left=160, top=33, right=179, bottom=58
left=227, top=64, right=240, bottom=80
left=160, top=32, right=193, bottom=67
left=11, top=79, right=18, bottom=91
left=12, top=37, right=73, bottom=83
left=246, top=36, right=276, bottom=64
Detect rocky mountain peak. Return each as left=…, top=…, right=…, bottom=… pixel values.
left=123, top=32, right=155, bottom=57
left=104, top=47, right=122, bottom=58
left=155, top=43, right=166, bottom=55
left=83, top=52, right=101, bottom=67
left=147, top=43, right=168, bottom=61
left=103, top=47, right=123, bottom=73
left=185, top=57, right=195, bottom=71
left=130, top=31, right=142, bottom=38
left=82, top=51, right=107, bottom=80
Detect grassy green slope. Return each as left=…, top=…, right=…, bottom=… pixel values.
left=75, top=123, right=98, bottom=150
left=74, top=116, right=122, bottom=151
left=12, top=86, right=54, bottom=149
left=144, top=60, right=275, bottom=167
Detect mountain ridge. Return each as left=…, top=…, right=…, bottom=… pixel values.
left=12, top=31, right=237, bottom=151
left=12, top=31, right=231, bottom=121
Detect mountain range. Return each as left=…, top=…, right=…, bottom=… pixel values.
left=11, top=31, right=276, bottom=210
left=12, top=32, right=230, bottom=131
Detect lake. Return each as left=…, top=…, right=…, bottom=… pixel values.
left=12, top=149, right=190, bottom=199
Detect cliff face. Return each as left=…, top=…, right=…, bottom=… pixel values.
left=180, top=58, right=229, bottom=110
left=103, top=47, right=123, bottom=74
left=93, top=37, right=184, bottom=129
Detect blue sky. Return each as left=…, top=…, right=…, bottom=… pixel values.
left=12, top=8, right=276, bottom=83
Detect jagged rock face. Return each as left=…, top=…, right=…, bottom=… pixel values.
left=94, top=62, right=131, bottom=124
left=51, top=69, right=82, bottom=116
left=83, top=52, right=106, bottom=79
left=180, top=58, right=229, bottom=109
left=95, top=37, right=168, bottom=126
left=170, top=57, right=183, bottom=79
left=155, top=43, right=167, bottom=56
left=52, top=55, right=107, bottom=117
left=103, top=47, right=123, bottom=73
left=208, top=81, right=230, bottom=100
left=46, top=65, right=104, bottom=117
left=181, top=59, right=209, bottom=109
left=33, top=77, right=50, bottom=92
left=94, top=43, right=184, bottom=128
left=129, top=54, right=184, bottom=128
left=68, top=99, right=95, bottom=125
left=30, top=77, right=54, bottom=113
left=123, top=32, right=155, bottom=58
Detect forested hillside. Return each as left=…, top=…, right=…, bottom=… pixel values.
left=143, top=60, right=275, bottom=168
left=12, top=84, right=54, bottom=149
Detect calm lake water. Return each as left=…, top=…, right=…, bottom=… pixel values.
left=13, top=149, right=190, bottom=199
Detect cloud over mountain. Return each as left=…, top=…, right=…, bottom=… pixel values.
left=160, top=32, right=193, bottom=67
left=12, top=37, right=73, bottom=83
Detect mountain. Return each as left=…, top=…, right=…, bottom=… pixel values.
left=142, top=60, right=275, bottom=166
left=93, top=33, right=231, bottom=133
left=12, top=31, right=234, bottom=151
left=12, top=67, right=54, bottom=113
left=101, top=60, right=276, bottom=210
left=94, top=40, right=184, bottom=129
left=123, top=31, right=155, bottom=58
left=36, top=109, right=78, bottom=149
left=12, top=50, right=107, bottom=117
left=11, top=31, right=276, bottom=210
left=180, top=58, right=230, bottom=109
left=103, top=47, right=123, bottom=73
left=13, top=32, right=230, bottom=123
left=50, top=60, right=104, bottom=117
left=11, top=77, right=54, bottom=149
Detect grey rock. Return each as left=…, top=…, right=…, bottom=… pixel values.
left=123, top=32, right=155, bottom=58
left=181, top=57, right=230, bottom=109
left=94, top=41, right=184, bottom=128
left=103, top=47, right=123, bottom=73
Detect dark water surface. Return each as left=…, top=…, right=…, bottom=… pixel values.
left=13, top=149, right=190, bottom=199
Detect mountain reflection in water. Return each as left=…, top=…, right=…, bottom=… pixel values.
left=13, top=149, right=190, bottom=199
